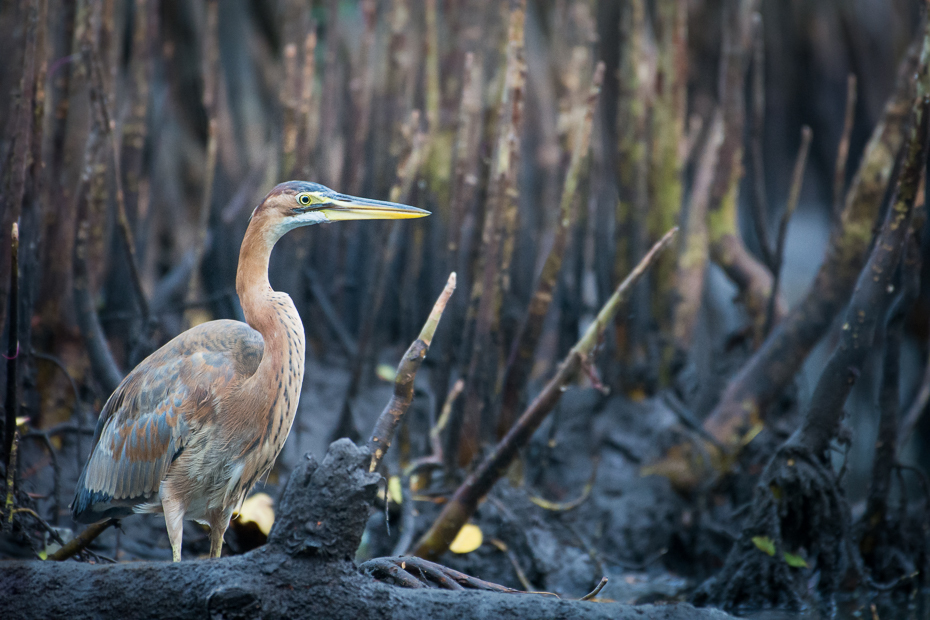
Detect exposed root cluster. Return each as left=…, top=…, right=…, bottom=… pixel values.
left=695, top=446, right=854, bottom=613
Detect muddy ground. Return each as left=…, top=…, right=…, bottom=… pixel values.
left=5, top=347, right=928, bottom=619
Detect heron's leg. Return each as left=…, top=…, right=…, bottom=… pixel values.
left=208, top=508, right=232, bottom=558
left=162, top=496, right=185, bottom=562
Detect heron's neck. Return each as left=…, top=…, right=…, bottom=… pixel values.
left=236, top=220, right=306, bottom=370
left=233, top=218, right=306, bottom=466
left=236, top=221, right=275, bottom=316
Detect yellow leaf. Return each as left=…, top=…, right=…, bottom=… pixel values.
left=449, top=523, right=483, bottom=554
left=376, top=364, right=397, bottom=382
left=751, top=535, right=775, bottom=556
left=236, top=493, right=275, bottom=536
left=15, top=416, right=30, bottom=431
left=388, top=476, right=403, bottom=505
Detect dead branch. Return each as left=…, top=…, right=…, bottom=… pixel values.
left=833, top=75, right=858, bottom=223
left=794, top=108, right=927, bottom=454
left=3, top=224, right=19, bottom=469
left=48, top=519, right=118, bottom=562
left=698, top=40, right=920, bottom=460
left=762, top=126, right=811, bottom=336
left=412, top=228, right=677, bottom=561
left=748, top=12, right=771, bottom=268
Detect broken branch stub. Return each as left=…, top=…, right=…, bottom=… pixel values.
left=367, top=273, right=456, bottom=473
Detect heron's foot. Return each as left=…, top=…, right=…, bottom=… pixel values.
left=359, top=556, right=519, bottom=593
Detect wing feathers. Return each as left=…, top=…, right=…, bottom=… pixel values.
left=72, top=320, right=263, bottom=523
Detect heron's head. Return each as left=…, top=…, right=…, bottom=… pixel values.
left=253, top=181, right=429, bottom=241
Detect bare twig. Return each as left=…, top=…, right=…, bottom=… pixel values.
left=833, top=75, right=858, bottom=223
left=580, top=577, right=609, bottom=601
left=368, top=273, right=456, bottom=473
left=4, top=224, right=20, bottom=469
left=763, top=126, right=812, bottom=336
left=435, top=51, right=483, bottom=469
left=749, top=13, right=772, bottom=268
left=413, top=229, right=677, bottom=560
left=446, top=51, right=484, bottom=268
left=48, top=518, right=118, bottom=562
left=360, top=556, right=521, bottom=593
left=528, top=457, right=598, bottom=512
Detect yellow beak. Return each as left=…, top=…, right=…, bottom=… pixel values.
left=319, top=192, right=430, bottom=221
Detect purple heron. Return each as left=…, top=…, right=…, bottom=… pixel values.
left=71, top=181, right=428, bottom=561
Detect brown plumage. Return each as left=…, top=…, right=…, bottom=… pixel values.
left=72, top=181, right=428, bottom=561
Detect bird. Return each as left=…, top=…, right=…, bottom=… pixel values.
left=71, top=181, right=428, bottom=561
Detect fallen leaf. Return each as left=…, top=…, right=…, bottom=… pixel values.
left=236, top=492, right=275, bottom=536
left=783, top=551, right=808, bottom=568
left=751, top=535, right=775, bottom=556
left=388, top=476, right=403, bottom=504
left=449, top=523, right=483, bottom=554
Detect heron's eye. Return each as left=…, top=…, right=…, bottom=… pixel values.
left=297, top=193, right=312, bottom=206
